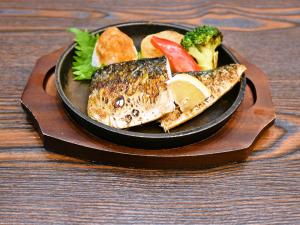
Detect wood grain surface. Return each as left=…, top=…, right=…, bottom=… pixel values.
left=0, top=0, right=299, bottom=224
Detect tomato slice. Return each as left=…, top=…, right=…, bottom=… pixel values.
left=151, top=36, right=201, bottom=73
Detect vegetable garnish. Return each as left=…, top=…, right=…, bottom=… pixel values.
left=68, top=28, right=99, bottom=80
left=137, top=51, right=143, bottom=59
left=141, top=30, right=184, bottom=58
left=181, top=25, right=223, bottom=71
left=151, top=36, right=201, bottom=73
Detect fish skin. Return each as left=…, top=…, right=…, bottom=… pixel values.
left=87, top=57, right=175, bottom=129
left=160, top=64, right=247, bottom=131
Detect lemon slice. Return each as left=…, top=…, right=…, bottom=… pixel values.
left=167, top=73, right=211, bottom=112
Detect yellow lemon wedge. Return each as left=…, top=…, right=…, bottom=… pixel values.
left=167, top=73, right=211, bottom=112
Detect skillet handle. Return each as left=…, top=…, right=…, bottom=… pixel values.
left=22, top=48, right=64, bottom=101
left=226, top=46, right=276, bottom=128
left=21, top=48, right=65, bottom=135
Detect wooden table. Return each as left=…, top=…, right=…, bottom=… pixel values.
left=1, top=0, right=299, bottom=224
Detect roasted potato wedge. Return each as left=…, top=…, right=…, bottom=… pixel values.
left=96, top=27, right=137, bottom=65
left=141, top=30, right=184, bottom=58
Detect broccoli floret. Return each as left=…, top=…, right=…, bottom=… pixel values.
left=181, top=25, right=223, bottom=71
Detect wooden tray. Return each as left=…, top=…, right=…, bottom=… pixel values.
left=21, top=48, right=275, bottom=169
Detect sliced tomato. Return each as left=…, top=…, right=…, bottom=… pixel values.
left=151, top=36, right=201, bottom=72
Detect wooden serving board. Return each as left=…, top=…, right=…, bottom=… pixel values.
left=21, top=47, right=275, bottom=169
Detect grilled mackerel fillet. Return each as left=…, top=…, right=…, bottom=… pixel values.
left=87, top=57, right=175, bottom=129
left=161, top=64, right=246, bottom=131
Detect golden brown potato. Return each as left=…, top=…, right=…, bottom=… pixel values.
left=96, top=27, right=137, bottom=65
left=141, top=30, right=184, bottom=58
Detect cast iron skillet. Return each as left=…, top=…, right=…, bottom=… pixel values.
left=56, top=21, right=246, bottom=149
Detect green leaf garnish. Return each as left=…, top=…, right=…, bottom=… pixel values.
left=137, top=51, right=143, bottom=59
left=68, top=28, right=99, bottom=80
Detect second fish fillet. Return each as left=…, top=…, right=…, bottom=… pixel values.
left=161, top=64, right=246, bottom=131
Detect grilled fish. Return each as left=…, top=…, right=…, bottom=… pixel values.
left=160, top=64, right=246, bottom=131
left=87, top=57, right=175, bottom=129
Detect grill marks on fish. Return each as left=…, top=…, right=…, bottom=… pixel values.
left=87, top=57, right=175, bottom=129
left=160, top=64, right=247, bottom=131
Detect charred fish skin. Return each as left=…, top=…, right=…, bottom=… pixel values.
left=161, top=64, right=247, bottom=131
left=87, top=57, right=175, bottom=129
left=181, top=64, right=246, bottom=98
left=90, top=57, right=170, bottom=91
